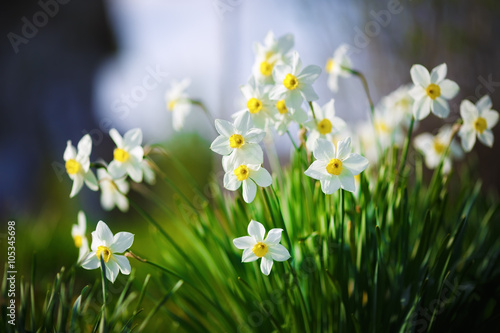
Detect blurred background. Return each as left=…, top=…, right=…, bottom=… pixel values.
left=1, top=0, right=499, bottom=295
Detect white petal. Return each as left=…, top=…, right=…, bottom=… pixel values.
left=304, top=160, right=330, bottom=181
left=483, top=110, right=499, bottom=129
left=104, top=260, right=120, bottom=283
left=439, top=79, right=459, bottom=99
left=84, top=170, right=99, bottom=191
left=336, top=137, right=352, bottom=160
left=233, top=236, right=255, bottom=250
left=245, top=128, right=266, bottom=143
left=264, top=229, right=283, bottom=245
left=410, top=64, right=430, bottom=86
left=78, top=211, right=86, bottom=231
left=260, top=256, right=274, bottom=275
left=290, top=107, right=308, bottom=124
left=413, top=97, right=432, bottom=120
left=236, top=144, right=264, bottom=165
left=342, top=154, right=369, bottom=175
left=300, top=84, right=319, bottom=102
left=478, top=130, right=494, bottom=147
left=240, top=84, right=254, bottom=100
left=63, top=141, right=76, bottom=161
left=109, top=128, right=123, bottom=148
left=269, top=244, right=291, bottom=261
left=458, top=127, right=476, bottom=152
left=408, top=85, right=426, bottom=100
left=298, top=65, right=322, bottom=85
left=476, top=95, right=492, bottom=112
left=248, top=220, right=265, bottom=241
left=269, top=84, right=288, bottom=101
left=323, top=99, right=336, bottom=119
left=214, top=119, right=234, bottom=137
left=69, top=174, right=84, bottom=198
left=431, top=98, right=450, bottom=118
left=108, top=161, right=127, bottom=179
left=285, top=90, right=304, bottom=109
left=242, top=248, right=259, bottom=262
left=430, top=63, right=447, bottom=83
left=234, top=112, right=254, bottom=134
left=115, top=192, right=129, bottom=212
left=277, top=33, right=294, bottom=54
left=313, top=138, right=335, bottom=160
left=110, top=232, right=134, bottom=253
left=321, top=177, right=342, bottom=194
left=306, top=130, right=320, bottom=153
left=460, top=100, right=478, bottom=123
left=100, top=189, right=115, bottom=211
left=223, top=172, right=241, bottom=191
left=81, top=253, right=99, bottom=270
left=77, top=134, right=92, bottom=157
left=338, top=168, right=355, bottom=192
left=127, top=162, right=143, bottom=183
left=242, top=180, right=257, bottom=203
left=210, top=135, right=232, bottom=156
left=95, top=221, right=114, bottom=246
left=113, top=255, right=131, bottom=275
left=123, top=128, right=142, bottom=148
left=250, top=167, right=272, bottom=187
left=129, top=146, right=144, bottom=161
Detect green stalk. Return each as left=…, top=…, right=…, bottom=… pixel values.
left=189, top=99, right=217, bottom=132
left=99, top=256, right=107, bottom=333
left=398, top=116, right=415, bottom=181
left=286, top=130, right=300, bottom=153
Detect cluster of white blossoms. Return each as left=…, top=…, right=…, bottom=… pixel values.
left=64, top=128, right=155, bottom=212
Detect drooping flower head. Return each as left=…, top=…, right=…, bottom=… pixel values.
left=305, top=99, right=347, bottom=152
left=269, top=51, right=321, bottom=110
left=233, top=220, right=291, bottom=276
left=223, top=159, right=272, bottom=203
left=210, top=112, right=265, bottom=166
left=97, top=168, right=130, bottom=212
left=325, top=44, right=352, bottom=92
left=81, top=221, right=134, bottom=283
left=409, top=63, right=459, bottom=120
left=63, top=134, right=98, bottom=198
left=165, top=78, right=192, bottom=131
left=305, top=138, right=369, bottom=194
left=252, top=31, right=294, bottom=84
left=458, top=95, right=499, bottom=152
left=414, top=125, right=463, bottom=174
left=108, top=128, right=145, bottom=183
left=72, top=211, right=89, bottom=262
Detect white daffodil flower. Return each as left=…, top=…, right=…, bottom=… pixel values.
left=252, top=31, right=294, bottom=84
left=458, top=95, right=499, bottom=152
left=108, top=128, right=144, bottom=183
left=269, top=51, right=321, bottom=110
left=325, top=44, right=352, bottom=92
left=141, top=159, right=156, bottom=185
left=414, top=125, right=463, bottom=174
left=234, top=76, right=276, bottom=130
left=377, top=84, right=414, bottom=128
left=97, top=168, right=130, bottom=212
left=372, top=107, right=404, bottom=149
left=233, top=220, right=291, bottom=276
left=223, top=159, right=272, bottom=203
left=64, top=134, right=98, bottom=198
left=409, top=63, right=459, bottom=120
left=210, top=112, right=265, bottom=166
left=305, top=99, right=346, bottom=152
left=72, top=211, right=89, bottom=263
left=272, top=99, right=307, bottom=135
left=81, top=221, right=134, bottom=283
left=165, top=78, right=192, bottom=131
left=305, top=137, right=369, bottom=194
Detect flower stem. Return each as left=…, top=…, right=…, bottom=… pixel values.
left=286, top=261, right=311, bottom=333
left=99, top=256, right=107, bottom=332
left=286, top=130, right=300, bottom=152
left=308, top=101, right=318, bottom=125
left=189, top=99, right=217, bottom=132
left=398, top=116, right=415, bottom=180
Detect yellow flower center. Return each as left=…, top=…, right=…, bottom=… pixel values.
left=247, top=98, right=263, bottom=114
left=396, top=97, right=410, bottom=109
left=317, top=119, right=333, bottom=135
left=96, top=245, right=112, bottom=263
left=283, top=73, right=299, bottom=90
left=252, top=241, right=268, bottom=257
left=168, top=99, right=177, bottom=111
left=234, top=165, right=250, bottom=181
left=260, top=61, right=274, bottom=77
left=229, top=134, right=245, bottom=149
left=374, top=120, right=390, bottom=134
left=425, top=83, right=441, bottom=100
left=474, top=117, right=487, bottom=133
left=326, top=58, right=335, bottom=73
left=65, top=159, right=81, bottom=175
left=114, top=148, right=129, bottom=162
left=433, top=140, right=445, bottom=154
left=276, top=100, right=288, bottom=114
left=326, top=158, right=343, bottom=175
left=73, top=235, right=83, bottom=248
